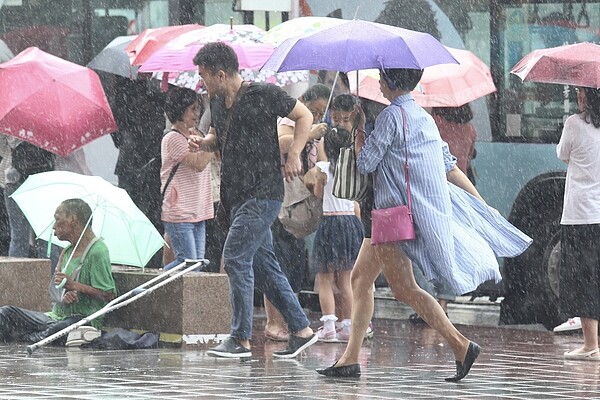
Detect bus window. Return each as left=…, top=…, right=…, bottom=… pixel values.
left=0, top=1, right=169, bottom=64
left=497, top=2, right=599, bottom=143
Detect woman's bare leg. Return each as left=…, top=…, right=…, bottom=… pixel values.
left=380, top=244, right=470, bottom=362
left=264, top=296, right=287, bottom=335
left=438, top=299, right=449, bottom=314
left=581, top=318, right=600, bottom=354
left=335, top=239, right=384, bottom=366
left=335, top=270, right=353, bottom=320
left=316, top=272, right=336, bottom=316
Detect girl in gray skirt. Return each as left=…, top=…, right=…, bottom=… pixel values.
left=311, top=127, right=364, bottom=342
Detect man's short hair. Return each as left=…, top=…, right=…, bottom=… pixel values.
left=164, top=87, right=198, bottom=123
left=61, top=198, right=93, bottom=226
left=381, top=68, right=424, bottom=91
left=193, top=42, right=239, bottom=75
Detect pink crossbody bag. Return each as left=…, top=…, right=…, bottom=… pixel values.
left=371, top=106, right=416, bottom=245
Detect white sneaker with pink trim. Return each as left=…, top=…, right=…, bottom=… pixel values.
left=316, top=326, right=338, bottom=342
left=553, top=317, right=582, bottom=333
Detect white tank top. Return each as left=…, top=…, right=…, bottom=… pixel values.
left=317, top=161, right=355, bottom=214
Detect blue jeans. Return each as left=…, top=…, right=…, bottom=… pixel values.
left=163, top=221, right=206, bottom=270
left=224, top=198, right=309, bottom=340
left=4, top=182, right=32, bottom=257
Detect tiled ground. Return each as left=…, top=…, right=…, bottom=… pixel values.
left=0, top=314, right=598, bottom=399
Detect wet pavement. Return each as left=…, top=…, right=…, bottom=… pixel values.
left=1, top=309, right=599, bottom=399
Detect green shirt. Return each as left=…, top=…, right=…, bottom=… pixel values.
left=46, top=240, right=116, bottom=329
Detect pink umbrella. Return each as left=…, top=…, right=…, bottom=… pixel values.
left=167, top=23, right=265, bottom=48
left=413, top=47, right=495, bottom=107
left=0, top=47, right=117, bottom=157
left=126, top=24, right=204, bottom=66
left=139, top=41, right=275, bottom=73
left=347, top=69, right=390, bottom=105
left=511, top=42, right=600, bottom=89
left=139, top=24, right=270, bottom=73
left=348, top=47, right=496, bottom=107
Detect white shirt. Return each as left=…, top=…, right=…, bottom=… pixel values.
left=316, top=161, right=355, bottom=214
left=557, top=114, right=600, bottom=225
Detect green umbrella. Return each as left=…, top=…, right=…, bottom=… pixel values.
left=10, top=171, right=164, bottom=268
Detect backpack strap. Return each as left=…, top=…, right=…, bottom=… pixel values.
left=160, top=129, right=187, bottom=197
left=70, top=237, right=102, bottom=283
left=161, top=164, right=180, bottom=198
left=54, top=237, right=102, bottom=303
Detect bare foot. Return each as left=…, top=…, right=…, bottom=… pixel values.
left=333, top=352, right=358, bottom=367
left=453, top=339, right=471, bottom=363
left=265, top=322, right=287, bottom=334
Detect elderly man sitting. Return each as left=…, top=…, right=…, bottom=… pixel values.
left=0, top=198, right=116, bottom=344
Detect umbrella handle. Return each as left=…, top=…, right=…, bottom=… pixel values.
left=55, top=278, right=67, bottom=290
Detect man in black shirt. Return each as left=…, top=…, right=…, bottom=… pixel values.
left=190, top=42, right=317, bottom=359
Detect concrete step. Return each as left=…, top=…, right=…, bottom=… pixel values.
left=300, top=288, right=549, bottom=332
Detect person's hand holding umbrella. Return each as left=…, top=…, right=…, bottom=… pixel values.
left=351, top=103, right=367, bottom=155
left=310, top=123, right=329, bottom=141
left=55, top=270, right=79, bottom=304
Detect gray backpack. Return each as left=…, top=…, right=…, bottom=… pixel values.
left=278, top=176, right=322, bottom=239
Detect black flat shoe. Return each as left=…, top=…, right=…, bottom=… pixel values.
left=408, top=313, right=427, bottom=324
left=316, top=361, right=361, bottom=378
left=445, top=341, right=481, bottom=382
left=408, top=312, right=449, bottom=325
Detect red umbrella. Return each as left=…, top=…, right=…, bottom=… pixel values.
left=511, top=42, right=600, bottom=89
left=0, top=47, right=117, bottom=157
left=349, top=47, right=496, bottom=107
left=126, top=24, right=203, bottom=66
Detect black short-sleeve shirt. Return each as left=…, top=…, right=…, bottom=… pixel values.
left=211, top=82, right=297, bottom=211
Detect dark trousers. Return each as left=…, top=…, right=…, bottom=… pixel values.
left=0, top=305, right=82, bottom=344
left=0, top=186, right=10, bottom=255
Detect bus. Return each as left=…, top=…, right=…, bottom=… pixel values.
left=2, top=0, right=598, bottom=329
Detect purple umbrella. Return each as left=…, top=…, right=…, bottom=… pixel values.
left=261, top=19, right=457, bottom=73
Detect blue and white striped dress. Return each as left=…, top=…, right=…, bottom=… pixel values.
left=357, top=94, right=531, bottom=295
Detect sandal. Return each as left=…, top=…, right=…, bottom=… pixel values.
left=264, top=328, right=289, bottom=342
left=564, top=348, right=600, bottom=361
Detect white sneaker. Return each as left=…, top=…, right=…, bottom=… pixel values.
left=336, top=323, right=351, bottom=342
left=65, top=326, right=101, bottom=347
left=316, top=326, right=338, bottom=342
left=553, top=317, right=582, bottom=333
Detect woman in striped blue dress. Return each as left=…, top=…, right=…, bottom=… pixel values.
left=317, top=68, right=531, bottom=381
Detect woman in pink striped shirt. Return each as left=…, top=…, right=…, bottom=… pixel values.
left=161, top=87, right=214, bottom=270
